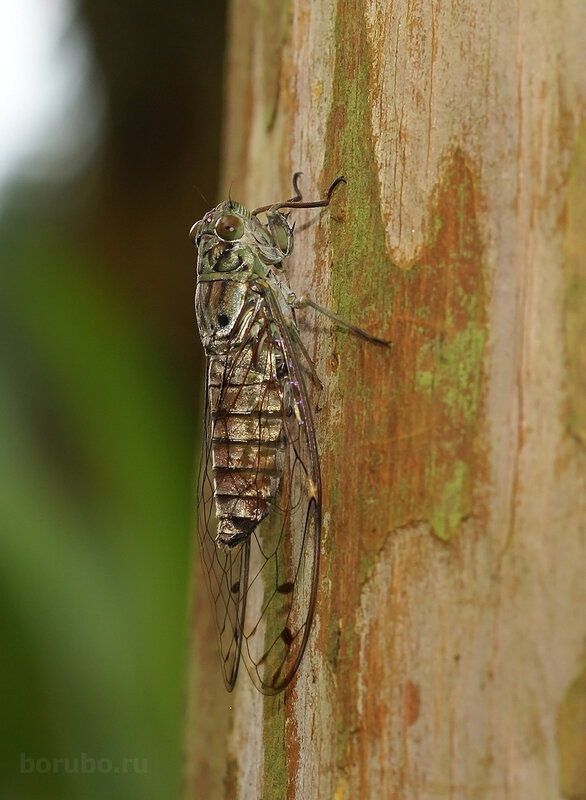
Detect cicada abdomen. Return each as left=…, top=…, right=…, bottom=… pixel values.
left=204, top=292, right=286, bottom=547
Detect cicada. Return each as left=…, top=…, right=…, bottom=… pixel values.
left=190, top=175, right=388, bottom=694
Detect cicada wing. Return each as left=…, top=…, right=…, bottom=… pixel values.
left=197, top=295, right=321, bottom=694
left=197, top=377, right=249, bottom=691
left=237, top=300, right=321, bottom=694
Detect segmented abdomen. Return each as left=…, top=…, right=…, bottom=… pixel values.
left=208, top=343, right=285, bottom=548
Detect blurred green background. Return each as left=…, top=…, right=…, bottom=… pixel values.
left=0, top=1, right=226, bottom=797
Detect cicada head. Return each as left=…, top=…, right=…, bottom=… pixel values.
left=189, top=200, right=294, bottom=281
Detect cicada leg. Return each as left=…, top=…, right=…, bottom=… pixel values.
left=290, top=294, right=390, bottom=348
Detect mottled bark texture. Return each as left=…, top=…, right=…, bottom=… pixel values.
left=186, top=1, right=586, bottom=798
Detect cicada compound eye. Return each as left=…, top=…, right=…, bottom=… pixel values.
left=189, top=220, right=203, bottom=244
left=215, top=214, right=244, bottom=242
left=268, top=213, right=293, bottom=256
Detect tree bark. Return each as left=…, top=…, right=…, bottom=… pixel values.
left=186, top=1, right=586, bottom=798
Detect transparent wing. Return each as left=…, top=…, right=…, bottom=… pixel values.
left=197, top=392, right=248, bottom=690
left=197, top=290, right=321, bottom=694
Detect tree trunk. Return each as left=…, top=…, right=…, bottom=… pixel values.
left=186, top=1, right=586, bottom=798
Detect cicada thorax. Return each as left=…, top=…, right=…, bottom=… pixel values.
left=201, top=280, right=289, bottom=549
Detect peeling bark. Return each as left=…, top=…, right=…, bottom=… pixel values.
left=186, top=1, right=586, bottom=797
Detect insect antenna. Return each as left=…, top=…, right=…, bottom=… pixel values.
left=192, top=184, right=210, bottom=206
